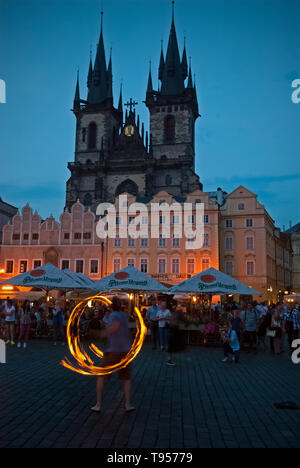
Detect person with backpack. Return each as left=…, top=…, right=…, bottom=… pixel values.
left=240, top=303, right=259, bottom=353
left=283, top=305, right=300, bottom=354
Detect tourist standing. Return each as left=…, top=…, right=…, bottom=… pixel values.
left=271, top=307, right=283, bottom=355
left=283, top=305, right=300, bottom=354
left=157, top=301, right=171, bottom=351
left=91, top=296, right=134, bottom=413
left=17, top=300, right=31, bottom=349
left=231, top=310, right=242, bottom=342
left=241, top=303, right=259, bottom=353
left=52, top=300, right=65, bottom=346
left=4, top=299, right=16, bottom=345
left=146, top=299, right=161, bottom=350
left=167, top=307, right=184, bottom=366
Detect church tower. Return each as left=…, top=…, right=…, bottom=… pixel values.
left=66, top=12, right=123, bottom=212
left=66, top=11, right=151, bottom=213
left=145, top=0, right=203, bottom=197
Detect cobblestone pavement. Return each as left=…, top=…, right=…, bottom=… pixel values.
left=0, top=340, right=300, bottom=448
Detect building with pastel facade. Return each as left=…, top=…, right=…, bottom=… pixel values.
left=219, top=186, right=292, bottom=302
left=0, top=188, right=293, bottom=303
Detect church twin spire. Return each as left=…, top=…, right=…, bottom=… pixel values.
left=74, top=11, right=114, bottom=109
left=74, top=1, right=197, bottom=111
left=146, top=0, right=197, bottom=104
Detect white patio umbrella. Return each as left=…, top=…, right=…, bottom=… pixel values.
left=169, top=267, right=260, bottom=296
left=76, top=272, right=95, bottom=287
left=92, top=266, right=168, bottom=293
left=0, top=263, right=83, bottom=292
left=62, top=269, right=95, bottom=290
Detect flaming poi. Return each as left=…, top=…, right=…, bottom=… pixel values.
left=62, top=295, right=147, bottom=376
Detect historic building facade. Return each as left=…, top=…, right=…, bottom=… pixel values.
left=0, top=188, right=293, bottom=302
left=0, top=3, right=294, bottom=302
left=0, top=197, right=17, bottom=244
left=219, top=186, right=292, bottom=302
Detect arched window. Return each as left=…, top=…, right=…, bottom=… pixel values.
left=115, top=179, right=139, bottom=198
left=88, top=122, right=97, bottom=149
left=164, top=115, right=175, bottom=141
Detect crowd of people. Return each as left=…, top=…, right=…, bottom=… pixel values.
left=1, top=295, right=299, bottom=414
left=221, top=301, right=300, bottom=364
left=1, top=297, right=299, bottom=365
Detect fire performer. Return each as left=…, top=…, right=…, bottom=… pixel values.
left=91, top=296, right=135, bottom=413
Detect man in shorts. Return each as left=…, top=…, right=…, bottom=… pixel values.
left=91, top=296, right=135, bottom=413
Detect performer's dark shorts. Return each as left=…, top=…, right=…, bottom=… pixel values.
left=102, top=352, right=132, bottom=381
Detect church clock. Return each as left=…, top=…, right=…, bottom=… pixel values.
left=124, top=124, right=135, bottom=137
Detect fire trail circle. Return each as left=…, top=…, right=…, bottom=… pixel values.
left=61, top=295, right=147, bottom=376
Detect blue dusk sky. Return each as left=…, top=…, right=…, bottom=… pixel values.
left=0, top=0, right=299, bottom=229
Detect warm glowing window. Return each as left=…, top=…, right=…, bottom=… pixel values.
left=187, top=259, right=195, bottom=274
left=19, top=261, right=27, bottom=273
left=6, top=261, right=13, bottom=274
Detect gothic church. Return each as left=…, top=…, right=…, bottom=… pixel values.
left=65, top=2, right=202, bottom=213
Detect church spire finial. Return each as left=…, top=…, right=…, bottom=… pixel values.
left=187, top=56, right=193, bottom=88
left=147, top=59, right=153, bottom=94
left=118, top=82, right=123, bottom=112
left=160, top=0, right=184, bottom=95
left=101, top=9, right=104, bottom=32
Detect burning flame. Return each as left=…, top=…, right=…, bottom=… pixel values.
left=62, top=295, right=147, bottom=376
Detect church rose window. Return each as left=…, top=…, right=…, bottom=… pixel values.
left=88, top=122, right=97, bottom=149
left=164, top=115, right=175, bottom=141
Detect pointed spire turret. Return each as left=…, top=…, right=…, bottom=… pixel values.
left=87, top=10, right=112, bottom=105
left=147, top=61, right=153, bottom=94
left=181, top=38, right=188, bottom=80
left=73, top=70, right=81, bottom=111
left=160, top=0, right=185, bottom=95
left=158, top=40, right=165, bottom=81
left=187, top=56, right=193, bottom=88
left=118, top=83, right=123, bottom=112
left=107, top=48, right=113, bottom=100
left=93, top=11, right=107, bottom=80
left=87, top=50, right=93, bottom=88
